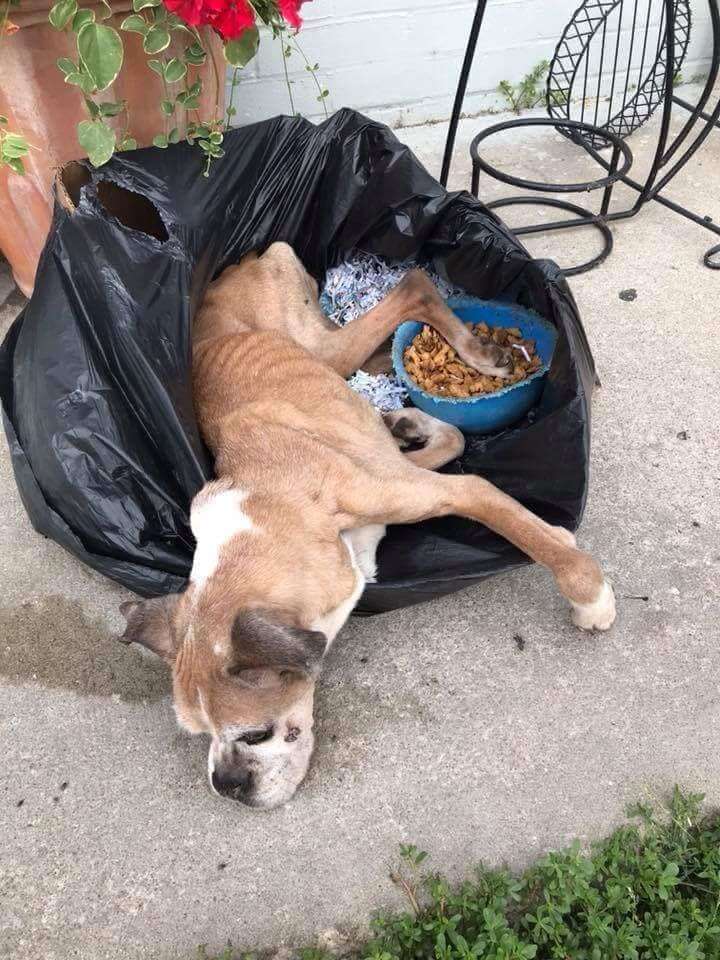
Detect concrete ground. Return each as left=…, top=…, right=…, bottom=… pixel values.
left=1, top=98, right=719, bottom=960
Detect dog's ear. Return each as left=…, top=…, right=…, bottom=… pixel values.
left=119, top=595, right=180, bottom=661
left=229, top=610, right=327, bottom=680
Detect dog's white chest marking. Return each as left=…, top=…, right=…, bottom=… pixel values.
left=190, top=488, right=254, bottom=587
left=313, top=525, right=386, bottom=644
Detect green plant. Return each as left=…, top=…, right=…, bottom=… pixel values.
left=200, top=788, right=720, bottom=960
left=367, top=788, right=720, bottom=960
left=498, top=60, right=551, bottom=114
left=0, top=115, right=30, bottom=174
left=198, top=946, right=237, bottom=960
left=0, top=0, right=325, bottom=175
left=0, top=0, right=30, bottom=170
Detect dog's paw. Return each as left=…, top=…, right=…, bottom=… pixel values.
left=457, top=337, right=514, bottom=379
left=571, top=581, right=616, bottom=632
left=384, top=413, right=429, bottom=451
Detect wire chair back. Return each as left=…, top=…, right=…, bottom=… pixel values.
left=547, top=0, right=691, bottom=148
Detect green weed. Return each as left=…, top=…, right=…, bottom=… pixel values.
left=498, top=61, right=560, bottom=114
left=202, top=788, right=720, bottom=960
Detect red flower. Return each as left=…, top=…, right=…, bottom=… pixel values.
left=212, top=0, right=255, bottom=39
left=278, top=0, right=307, bottom=29
left=163, top=0, right=255, bottom=39
left=164, top=0, right=216, bottom=26
left=163, top=0, right=307, bottom=42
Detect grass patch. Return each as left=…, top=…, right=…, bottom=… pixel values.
left=204, top=788, right=720, bottom=960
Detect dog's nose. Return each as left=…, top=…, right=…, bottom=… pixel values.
left=211, top=766, right=254, bottom=802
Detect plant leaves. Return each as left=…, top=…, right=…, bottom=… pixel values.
left=48, top=0, right=78, bottom=30
left=163, top=58, right=186, bottom=83
left=180, top=95, right=199, bottom=110
left=71, top=8, right=94, bottom=30
left=168, top=127, right=180, bottom=144
left=224, top=27, right=259, bottom=67
left=65, top=71, right=96, bottom=94
left=2, top=133, right=30, bottom=158
left=166, top=13, right=191, bottom=32
left=132, top=0, right=161, bottom=8
left=143, top=25, right=170, bottom=54
left=160, top=99, right=174, bottom=115
left=146, top=59, right=164, bottom=76
left=84, top=97, right=100, bottom=118
left=56, top=57, right=77, bottom=75
left=77, top=118, right=116, bottom=166
left=98, top=99, right=126, bottom=117
left=6, top=157, right=26, bottom=175
left=183, top=42, right=206, bottom=65
left=186, top=79, right=201, bottom=97
left=152, top=133, right=168, bottom=148
left=118, top=135, right=138, bottom=150
left=120, top=13, right=147, bottom=34
left=78, top=23, right=124, bottom=91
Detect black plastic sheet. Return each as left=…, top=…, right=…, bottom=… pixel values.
left=0, top=109, right=596, bottom=613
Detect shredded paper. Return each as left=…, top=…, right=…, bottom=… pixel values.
left=319, top=253, right=465, bottom=412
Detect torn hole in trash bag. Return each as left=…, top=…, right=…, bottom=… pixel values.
left=95, top=180, right=169, bottom=243
left=56, top=161, right=92, bottom=212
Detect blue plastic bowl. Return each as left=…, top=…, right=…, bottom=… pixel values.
left=392, top=297, right=558, bottom=435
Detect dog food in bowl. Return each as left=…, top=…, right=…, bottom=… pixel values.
left=403, top=323, right=542, bottom=398
left=391, top=299, right=558, bottom=435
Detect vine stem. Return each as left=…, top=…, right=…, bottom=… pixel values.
left=225, top=66, right=240, bottom=130
left=280, top=35, right=296, bottom=115
left=121, top=100, right=132, bottom=146
left=289, top=34, right=328, bottom=118
left=161, top=65, right=171, bottom=138
left=389, top=871, right=421, bottom=917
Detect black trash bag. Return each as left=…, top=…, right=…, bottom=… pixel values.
left=0, top=108, right=596, bottom=613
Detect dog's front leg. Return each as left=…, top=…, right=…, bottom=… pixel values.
left=316, top=271, right=512, bottom=379
left=335, top=466, right=616, bottom=632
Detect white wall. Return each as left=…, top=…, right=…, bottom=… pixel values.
left=229, top=0, right=714, bottom=127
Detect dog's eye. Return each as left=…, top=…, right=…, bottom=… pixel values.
left=237, top=728, right=273, bottom=746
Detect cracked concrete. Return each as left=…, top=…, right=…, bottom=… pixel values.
left=1, top=98, right=719, bottom=959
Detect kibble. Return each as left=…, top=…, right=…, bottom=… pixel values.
left=403, top=323, right=542, bottom=398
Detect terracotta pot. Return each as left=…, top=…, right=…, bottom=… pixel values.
left=0, top=5, right=226, bottom=295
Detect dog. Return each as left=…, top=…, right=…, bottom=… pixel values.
left=120, top=242, right=616, bottom=809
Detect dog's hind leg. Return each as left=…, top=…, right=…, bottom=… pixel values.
left=334, top=465, right=615, bottom=632
left=383, top=409, right=465, bottom=470
left=314, top=271, right=513, bottom=379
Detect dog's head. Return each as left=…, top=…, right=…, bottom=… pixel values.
left=120, top=597, right=326, bottom=809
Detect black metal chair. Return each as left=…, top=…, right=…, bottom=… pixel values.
left=441, top=0, right=720, bottom=274
left=547, top=0, right=691, bottom=149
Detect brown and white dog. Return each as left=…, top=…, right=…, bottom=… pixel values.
left=120, top=243, right=616, bottom=809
